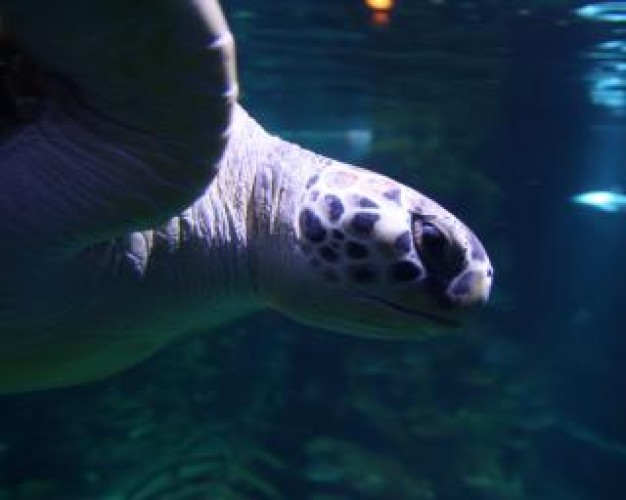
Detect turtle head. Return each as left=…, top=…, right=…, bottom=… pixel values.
left=264, top=163, right=493, bottom=338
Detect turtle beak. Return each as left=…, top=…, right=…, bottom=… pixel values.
left=445, top=266, right=493, bottom=307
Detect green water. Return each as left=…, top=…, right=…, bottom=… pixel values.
left=1, top=1, right=625, bottom=499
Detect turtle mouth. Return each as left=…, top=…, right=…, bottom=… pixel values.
left=360, top=294, right=461, bottom=328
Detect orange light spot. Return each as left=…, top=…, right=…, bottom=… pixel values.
left=365, top=0, right=395, bottom=12
left=372, top=10, right=391, bottom=25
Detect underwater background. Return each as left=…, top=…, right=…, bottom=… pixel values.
left=1, top=0, right=626, bottom=498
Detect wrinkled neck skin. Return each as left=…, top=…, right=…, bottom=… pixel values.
left=107, top=105, right=321, bottom=338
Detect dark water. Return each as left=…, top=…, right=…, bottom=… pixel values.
left=2, top=1, right=626, bottom=498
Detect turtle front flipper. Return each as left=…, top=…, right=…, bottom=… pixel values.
left=0, top=0, right=237, bottom=254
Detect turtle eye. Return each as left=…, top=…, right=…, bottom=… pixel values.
left=412, top=216, right=465, bottom=282
left=421, top=222, right=446, bottom=255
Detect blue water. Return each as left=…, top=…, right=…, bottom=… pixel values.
left=1, top=1, right=626, bottom=498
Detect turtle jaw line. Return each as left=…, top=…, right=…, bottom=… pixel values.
left=359, top=294, right=462, bottom=328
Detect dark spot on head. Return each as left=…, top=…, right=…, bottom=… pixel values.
left=383, top=188, right=401, bottom=204
left=319, top=245, right=339, bottom=263
left=350, top=212, right=380, bottom=237
left=346, top=241, right=369, bottom=259
left=358, top=197, right=379, bottom=209
left=310, top=190, right=320, bottom=202
left=349, top=264, right=377, bottom=284
left=324, top=194, right=344, bottom=222
left=300, top=209, right=326, bottom=243
left=450, top=270, right=476, bottom=297
left=394, top=231, right=412, bottom=254
left=389, top=261, right=422, bottom=282
left=306, top=174, right=319, bottom=189
left=332, top=229, right=345, bottom=240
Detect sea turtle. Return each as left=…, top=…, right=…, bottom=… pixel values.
left=0, top=0, right=493, bottom=393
